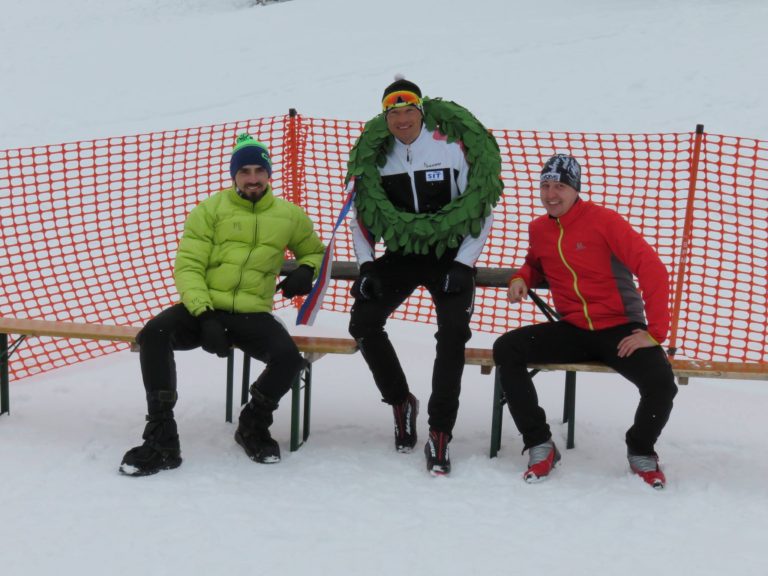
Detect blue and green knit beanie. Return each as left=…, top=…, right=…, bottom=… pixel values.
left=230, top=133, right=272, bottom=179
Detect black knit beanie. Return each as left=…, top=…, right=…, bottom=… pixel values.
left=541, top=154, right=582, bottom=192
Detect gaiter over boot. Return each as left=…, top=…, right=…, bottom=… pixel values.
left=120, top=411, right=182, bottom=476
left=235, top=387, right=281, bottom=464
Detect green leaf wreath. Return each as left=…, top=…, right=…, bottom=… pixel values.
left=345, top=97, right=503, bottom=257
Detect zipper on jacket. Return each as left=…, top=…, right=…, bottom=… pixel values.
left=556, top=219, right=594, bottom=330
left=403, top=143, right=421, bottom=212
left=231, top=202, right=259, bottom=312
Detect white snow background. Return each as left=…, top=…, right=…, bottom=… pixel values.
left=1, top=0, right=767, bottom=575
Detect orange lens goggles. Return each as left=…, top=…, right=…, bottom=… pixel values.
left=382, top=90, right=423, bottom=112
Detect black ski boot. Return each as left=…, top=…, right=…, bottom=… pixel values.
left=235, top=388, right=281, bottom=464
left=119, top=412, right=182, bottom=476
left=424, top=429, right=451, bottom=476
left=392, top=393, right=419, bottom=453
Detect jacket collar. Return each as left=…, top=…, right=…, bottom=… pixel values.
left=550, top=197, right=587, bottom=225
left=392, top=123, right=428, bottom=150
left=228, top=185, right=276, bottom=211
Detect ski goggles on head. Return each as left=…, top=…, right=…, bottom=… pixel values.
left=382, top=90, right=423, bottom=113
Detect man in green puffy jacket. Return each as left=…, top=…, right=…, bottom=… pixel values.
left=120, top=134, right=325, bottom=477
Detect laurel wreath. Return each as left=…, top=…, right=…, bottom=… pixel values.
left=346, top=97, right=503, bottom=257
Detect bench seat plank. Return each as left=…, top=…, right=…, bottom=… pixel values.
left=0, top=317, right=140, bottom=343
left=291, top=336, right=358, bottom=355
left=465, top=347, right=766, bottom=381
left=0, top=318, right=358, bottom=356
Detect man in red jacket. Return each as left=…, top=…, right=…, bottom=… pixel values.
left=493, top=154, right=677, bottom=489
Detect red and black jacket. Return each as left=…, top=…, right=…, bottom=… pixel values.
left=513, top=199, right=670, bottom=344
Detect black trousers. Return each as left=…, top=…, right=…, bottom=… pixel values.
left=493, top=321, right=677, bottom=455
left=348, top=252, right=474, bottom=434
left=136, top=304, right=303, bottom=416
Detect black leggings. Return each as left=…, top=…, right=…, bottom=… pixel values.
left=349, top=252, right=474, bottom=434
left=493, top=321, right=677, bottom=455
left=137, top=304, right=302, bottom=415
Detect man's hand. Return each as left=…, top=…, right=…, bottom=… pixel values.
left=277, top=265, right=314, bottom=298
left=507, top=278, right=527, bottom=303
left=351, top=262, right=383, bottom=301
left=198, top=310, right=230, bottom=358
left=617, top=328, right=658, bottom=358
left=442, top=262, right=475, bottom=294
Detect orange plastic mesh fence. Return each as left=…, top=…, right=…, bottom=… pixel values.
left=1, top=115, right=766, bottom=382
left=0, top=115, right=294, bottom=379
left=672, top=134, right=767, bottom=362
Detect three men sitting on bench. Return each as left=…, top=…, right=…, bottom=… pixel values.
left=121, top=132, right=676, bottom=489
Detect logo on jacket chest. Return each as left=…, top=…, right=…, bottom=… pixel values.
left=425, top=170, right=444, bottom=182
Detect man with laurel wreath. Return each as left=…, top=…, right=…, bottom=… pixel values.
left=346, top=77, right=502, bottom=476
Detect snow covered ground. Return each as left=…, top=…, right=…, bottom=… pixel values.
left=2, top=1, right=767, bottom=575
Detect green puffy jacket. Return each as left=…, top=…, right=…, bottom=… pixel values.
left=174, top=186, right=325, bottom=316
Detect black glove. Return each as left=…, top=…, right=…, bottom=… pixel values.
left=442, top=261, right=476, bottom=294
left=198, top=310, right=230, bottom=358
left=351, top=261, right=383, bottom=301
left=276, top=265, right=315, bottom=298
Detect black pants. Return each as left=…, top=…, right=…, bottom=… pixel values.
left=348, top=253, right=474, bottom=434
left=493, top=321, right=677, bottom=455
left=136, top=304, right=303, bottom=416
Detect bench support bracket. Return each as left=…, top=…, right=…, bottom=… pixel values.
left=563, top=371, right=576, bottom=449
left=290, top=360, right=313, bottom=452
left=490, top=367, right=504, bottom=458
left=489, top=367, right=578, bottom=457
left=1, top=333, right=29, bottom=417
left=229, top=351, right=315, bottom=452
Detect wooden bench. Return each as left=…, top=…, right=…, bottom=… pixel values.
left=0, top=316, right=358, bottom=453
left=3, top=262, right=765, bottom=458
left=464, top=346, right=768, bottom=457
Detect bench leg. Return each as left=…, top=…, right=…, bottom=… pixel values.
left=302, top=362, right=312, bottom=445
left=241, top=353, right=251, bottom=407
left=225, top=349, right=235, bottom=423
left=290, top=360, right=312, bottom=452
left=1, top=333, right=9, bottom=416
left=290, top=367, right=301, bottom=451
left=490, top=368, right=541, bottom=458
left=237, top=352, right=314, bottom=451
left=1, top=333, right=27, bottom=417
left=237, top=352, right=311, bottom=448
left=563, top=371, right=576, bottom=449
left=490, top=367, right=504, bottom=458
